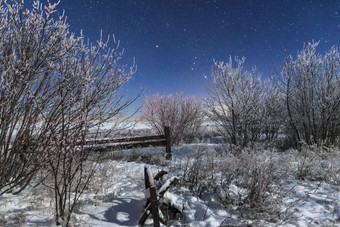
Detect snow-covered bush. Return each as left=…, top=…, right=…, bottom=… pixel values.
left=294, top=145, right=340, bottom=184
left=295, top=146, right=322, bottom=181
left=175, top=148, right=217, bottom=198
left=0, top=0, right=138, bottom=225
left=0, top=0, right=76, bottom=195
left=172, top=148, right=292, bottom=223
left=262, top=86, right=287, bottom=148
left=216, top=150, right=291, bottom=221
left=279, top=41, right=340, bottom=146
left=0, top=214, right=7, bottom=226
left=141, top=93, right=204, bottom=144
left=206, top=57, right=278, bottom=149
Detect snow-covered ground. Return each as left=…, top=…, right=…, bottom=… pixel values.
left=1, top=142, right=340, bottom=226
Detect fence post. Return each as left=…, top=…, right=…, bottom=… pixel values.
left=164, top=126, right=171, bottom=160
left=149, top=185, right=160, bottom=227
left=144, top=166, right=151, bottom=190
left=139, top=166, right=160, bottom=226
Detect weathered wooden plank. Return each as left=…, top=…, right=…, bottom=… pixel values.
left=154, top=170, right=167, bottom=181
left=80, top=135, right=165, bottom=146
left=149, top=185, right=160, bottom=227
left=138, top=202, right=152, bottom=225
left=79, top=126, right=172, bottom=159
left=140, top=166, right=160, bottom=227
left=145, top=166, right=155, bottom=187
left=144, top=166, right=152, bottom=207
left=86, top=140, right=166, bottom=152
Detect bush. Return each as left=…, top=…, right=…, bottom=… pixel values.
left=279, top=41, right=340, bottom=146
left=0, top=1, right=139, bottom=226
left=206, top=57, right=278, bottom=149
left=141, top=93, right=204, bottom=145
left=171, top=147, right=292, bottom=223
left=294, top=145, right=340, bottom=184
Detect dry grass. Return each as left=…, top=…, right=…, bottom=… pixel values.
left=170, top=146, right=295, bottom=223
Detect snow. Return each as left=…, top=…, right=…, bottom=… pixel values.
left=282, top=181, right=340, bottom=226
left=90, top=121, right=152, bottom=132
left=1, top=141, right=340, bottom=226
left=158, top=176, right=178, bottom=196
left=80, top=197, right=144, bottom=226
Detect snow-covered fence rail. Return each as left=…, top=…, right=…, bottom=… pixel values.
left=139, top=166, right=178, bottom=226
left=139, top=166, right=161, bottom=226
left=82, top=126, right=172, bottom=159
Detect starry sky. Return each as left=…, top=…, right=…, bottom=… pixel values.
left=28, top=0, right=340, bottom=103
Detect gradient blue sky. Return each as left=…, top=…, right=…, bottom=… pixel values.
left=28, top=0, right=340, bottom=105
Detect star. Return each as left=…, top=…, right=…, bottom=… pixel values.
left=54, top=0, right=340, bottom=99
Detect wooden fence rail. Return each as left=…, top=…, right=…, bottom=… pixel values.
left=82, top=126, right=172, bottom=159
left=139, top=166, right=161, bottom=226
left=139, top=166, right=178, bottom=226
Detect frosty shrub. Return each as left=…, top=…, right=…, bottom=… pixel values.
left=0, top=214, right=7, bottom=226
left=0, top=213, right=26, bottom=226
left=11, top=213, right=27, bottom=226
left=295, top=146, right=321, bottom=181
left=206, top=57, right=279, bottom=149
left=228, top=150, right=288, bottom=218
left=221, top=150, right=291, bottom=222
left=279, top=41, right=340, bottom=146
left=294, top=145, right=340, bottom=184
left=174, top=148, right=218, bottom=198
left=262, top=86, right=287, bottom=148
left=0, top=1, right=139, bottom=226
left=141, top=93, right=204, bottom=144
left=0, top=0, right=73, bottom=195
left=172, top=148, right=292, bottom=223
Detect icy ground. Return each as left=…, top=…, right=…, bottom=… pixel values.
left=0, top=143, right=340, bottom=226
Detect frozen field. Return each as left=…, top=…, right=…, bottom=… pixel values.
left=1, top=142, right=340, bottom=226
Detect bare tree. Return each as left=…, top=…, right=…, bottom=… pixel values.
left=206, top=57, right=271, bottom=148
left=279, top=41, right=340, bottom=146
left=0, top=0, right=78, bottom=195
left=262, top=84, right=286, bottom=145
left=43, top=34, right=137, bottom=226
left=0, top=1, right=139, bottom=225
left=141, top=93, right=204, bottom=145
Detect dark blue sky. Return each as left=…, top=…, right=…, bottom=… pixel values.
left=29, top=1, right=340, bottom=102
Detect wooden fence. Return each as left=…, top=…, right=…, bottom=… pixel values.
left=139, top=166, right=178, bottom=226
left=83, top=126, right=172, bottom=159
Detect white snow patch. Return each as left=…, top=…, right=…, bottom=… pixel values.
left=0, top=143, right=340, bottom=226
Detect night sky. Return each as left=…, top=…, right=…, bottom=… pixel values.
left=28, top=0, right=340, bottom=103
